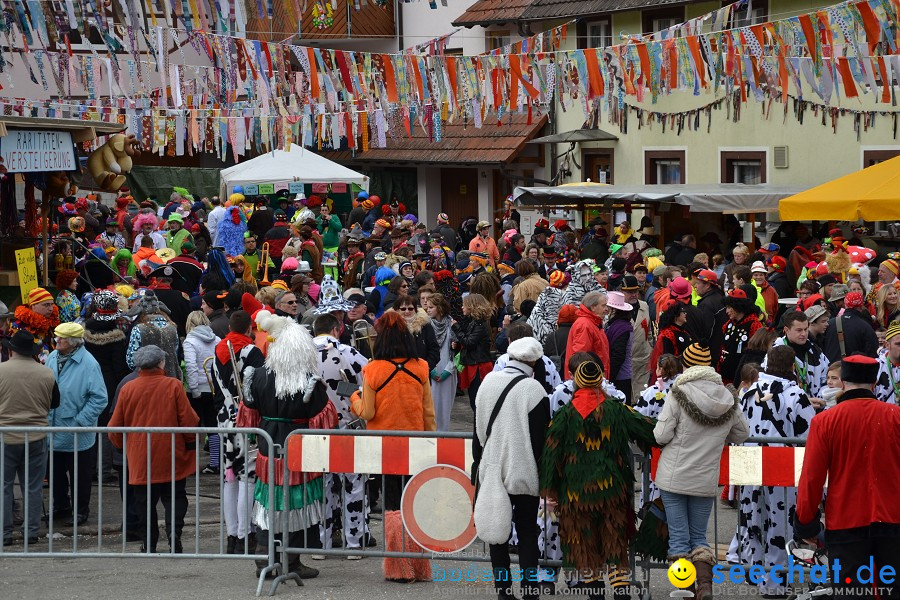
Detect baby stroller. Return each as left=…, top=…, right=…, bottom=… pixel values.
left=786, top=538, right=832, bottom=600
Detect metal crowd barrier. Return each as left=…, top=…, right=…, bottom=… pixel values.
left=0, top=426, right=278, bottom=597
left=636, top=436, right=809, bottom=600
left=0, top=425, right=810, bottom=599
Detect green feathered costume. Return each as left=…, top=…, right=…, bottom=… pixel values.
left=540, top=380, right=656, bottom=571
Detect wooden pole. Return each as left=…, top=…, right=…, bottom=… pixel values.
left=41, top=197, right=49, bottom=286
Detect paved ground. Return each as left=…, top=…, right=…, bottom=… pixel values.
left=0, top=395, right=780, bottom=599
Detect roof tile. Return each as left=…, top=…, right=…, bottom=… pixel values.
left=324, top=114, right=547, bottom=165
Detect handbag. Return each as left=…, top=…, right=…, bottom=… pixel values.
left=546, top=331, right=563, bottom=374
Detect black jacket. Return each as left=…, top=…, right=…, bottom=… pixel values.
left=452, top=317, right=492, bottom=365
left=207, top=309, right=230, bottom=339
left=697, top=288, right=727, bottom=364
left=824, top=308, right=879, bottom=363
left=83, top=319, right=130, bottom=424
left=411, top=319, right=441, bottom=372
left=768, top=272, right=791, bottom=299
left=152, top=287, right=192, bottom=338
left=665, top=242, right=698, bottom=268
left=543, top=323, right=572, bottom=362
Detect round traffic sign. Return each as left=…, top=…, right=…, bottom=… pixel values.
left=400, top=464, right=477, bottom=554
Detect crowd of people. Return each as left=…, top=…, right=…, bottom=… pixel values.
left=1, top=187, right=899, bottom=599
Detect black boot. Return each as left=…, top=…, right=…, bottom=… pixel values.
left=287, top=558, right=319, bottom=579
left=227, top=535, right=238, bottom=554
left=246, top=532, right=258, bottom=555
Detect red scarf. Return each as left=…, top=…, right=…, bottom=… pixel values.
left=571, top=388, right=606, bottom=419
left=215, top=332, right=255, bottom=363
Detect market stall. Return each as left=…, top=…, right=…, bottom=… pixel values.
left=219, top=145, right=369, bottom=199
left=779, top=156, right=900, bottom=222
left=0, top=116, right=126, bottom=297
left=513, top=183, right=804, bottom=247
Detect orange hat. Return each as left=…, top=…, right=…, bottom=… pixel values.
left=27, top=287, right=53, bottom=306
left=549, top=270, right=567, bottom=288
left=362, top=199, right=374, bottom=210
left=376, top=218, right=393, bottom=230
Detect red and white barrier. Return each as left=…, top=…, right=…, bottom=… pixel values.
left=286, top=434, right=473, bottom=476
left=650, top=446, right=805, bottom=486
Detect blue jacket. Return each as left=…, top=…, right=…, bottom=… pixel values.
left=47, top=345, right=108, bottom=452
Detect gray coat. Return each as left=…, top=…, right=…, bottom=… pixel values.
left=653, top=366, right=749, bottom=496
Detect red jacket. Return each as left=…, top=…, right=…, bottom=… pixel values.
left=758, top=282, right=779, bottom=324
left=796, top=390, right=900, bottom=533
left=564, top=305, right=610, bottom=379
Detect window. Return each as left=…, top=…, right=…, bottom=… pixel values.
left=583, top=149, right=614, bottom=184
left=863, top=149, right=900, bottom=167
left=486, top=30, right=510, bottom=51
left=645, top=150, right=685, bottom=184
left=727, top=0, right=768, bottom=28
left=721, top=151, right=767, bottom=184
left=588, top=19, right=612, bottom=49
left=642, top=7, right=685, bottom=37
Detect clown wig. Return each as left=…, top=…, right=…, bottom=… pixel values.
left=132, top=212, right=159, bottom=235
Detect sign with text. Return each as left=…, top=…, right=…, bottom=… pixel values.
left=1, top=130, right=76, bottom=172
left=258, top=183, right=275, bottom=195
left=243, top=184, right=259, bottom=195
left=289, top=182, right=305, bottom=194
left=15, top=248, right=38, bottom=304
left=312, top=183, right=329, bottom=194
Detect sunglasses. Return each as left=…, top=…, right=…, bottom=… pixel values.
left=398, top=306, right=416, bottom=312
left=282, top=300, right=298, bottom=305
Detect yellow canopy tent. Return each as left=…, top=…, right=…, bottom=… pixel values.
left=779, top=155, right=900, bottom=221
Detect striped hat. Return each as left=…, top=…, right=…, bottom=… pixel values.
left=27, top=287, right=53, bottom=306
left=682, top=342, right=712, bottom=368
left=885, top=321, right=900, bottom=342
left=881, top=259, right=900, bottom=277
left=375, top=218, right=393, bottom=230
left=549, top=270, right=567, bottom=288
left=574, top=361, right=604, bottom=389
left=437, top=213, right=450, bottom=223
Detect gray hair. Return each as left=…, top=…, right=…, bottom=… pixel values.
left=133, top=345, right=166, bottom=370
left=582, top=290, right=607, bottom=308
left=64, top=337, right=85, bottom=349
left=274, top=290, right=294, bottom=306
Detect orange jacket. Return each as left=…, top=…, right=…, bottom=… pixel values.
left=351, top=358, right=436, bottom=432
left=108, top=369, right=199, bottom=485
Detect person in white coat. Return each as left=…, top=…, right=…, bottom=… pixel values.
left=472, top=337, right=550, bottom=600
left=206, top=197, right=225, bottom=247
left=182, top=311, right=220, bottom=473
left=653, top=363, right=749, bottom=600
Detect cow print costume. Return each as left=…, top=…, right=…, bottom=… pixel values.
left=211, top=342, right=266, bottom=542
left=494, top=352, right=562, bottom=394
left=768, top=337, right=829, bottom=398
left=726, top=372, right=816, bottom=595
left=313, top=334, right=372, bottom=551
left=874, top=348, right=900, bottom=405
left=634, top=376, right=676, bottom=505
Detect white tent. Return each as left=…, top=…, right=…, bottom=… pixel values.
left=219, top=145, right=369, bottom=197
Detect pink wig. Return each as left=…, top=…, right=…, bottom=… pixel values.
left=132, top=212, right=159, bottom=234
